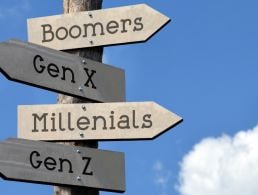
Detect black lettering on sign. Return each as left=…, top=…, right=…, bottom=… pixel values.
left=44, top=157, right=57, bottom=171
left=47, top=63, right=59, bottom=78
left=109, top=111, right=116, bottom=130
left=82, top=157, right=93, bottom=175
left=133, top=17, right=144, bottom=32
left=120, top=19, right=132, bottom=33
left=58, top=158, right=74, bottom=173
left=106, top=21, right=119, bottom=34
left=41, top=17, right=145, bottom=42
left=83, top=23, right=105, bottom=37
left=142, top=114, right=152, bottom=128
left=77, top=116, right=90, bottom=130
left=68, top=112, right=75, bottom=131
left=92, top=115, right=107, bottom=130
left=30, top=151, right=42, bottom=169
left=61, top=66, right=76, bottom=84
left=51, top=113, right=56, bottom=132
left=29, top=151, right=74, bottom=173
left=33, top=55, right=76, bottom=84
left=84, top=68, right=97, bottom=89
left=117, top=115, right=130, bottom=129
left=41, top=24, right=54, bottom=43
left=59, top=113, right=66, bottom=131
left=32, top=113, right=48, bottom=132
left=31, top=110, right=154, bottom=132
left=69, top=25, right=82, bottom=39
left=132, top=110, right=139, bottom=128
left=56, top=27, right=68, bottom=40
left=33, top=55, right=45, bottom=73
left=33, top=55, right=98, bottom=89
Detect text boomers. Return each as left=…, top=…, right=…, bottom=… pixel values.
left=41, top=17, right=144, bottom=42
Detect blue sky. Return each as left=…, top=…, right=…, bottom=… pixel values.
left=0, top=0, right=258, bottom=195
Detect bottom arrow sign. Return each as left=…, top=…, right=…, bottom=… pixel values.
left=0, top=138, right=125, bottom=192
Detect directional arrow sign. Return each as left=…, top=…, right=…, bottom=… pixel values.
left=18, top=102, right=182, bottom=141
left=0, top=138, right=125, bottom=192
left=0, top=39, right=125, bottom=102
left=27, top=4, right=170, bottom=50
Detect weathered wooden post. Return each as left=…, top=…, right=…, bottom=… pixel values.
left=0, top=0, right=183, bottom=194
left=54, top=0, right=103, bottom=195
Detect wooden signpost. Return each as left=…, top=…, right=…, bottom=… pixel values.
left=27, top=4, right=170, bottom=50
left=54, top=1, right=104, bottom=195
left=18, top=102, right=182, bottom=141
left=0, top=1, right=182, bottom=195
left=0, top=39, right=125, bottom=102
left=0, top=138, right=125, bottom=192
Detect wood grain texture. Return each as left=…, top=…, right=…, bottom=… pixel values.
left=54, top=1, right=103, bottom=195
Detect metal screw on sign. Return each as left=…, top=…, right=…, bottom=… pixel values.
left=77, top=176, right=81, bottom=181
left=82, top=105, right=86, bottom=111
left=82, top=59, right=86, bottom=64
left=78, top=86, right=83, bottom=92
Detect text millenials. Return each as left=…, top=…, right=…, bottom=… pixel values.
left=32, top=110, right=152, bottom=132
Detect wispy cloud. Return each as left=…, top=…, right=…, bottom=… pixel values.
left=176, top=124, right=258, bottom=195
left=153, top=160, right=171, bottom=194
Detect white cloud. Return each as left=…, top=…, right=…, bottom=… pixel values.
left=176, top=124, right=258, bottom=195
left=153, top=160, right=164, bottom=172
left=153, top=160, right=171, bottom=194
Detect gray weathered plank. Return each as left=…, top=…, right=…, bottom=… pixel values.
left=0, top=39, right=125, bottom=102
left=0, top=138, right=125, bottom=192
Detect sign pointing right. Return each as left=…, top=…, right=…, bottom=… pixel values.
left=27, top=4, right=170, bottom=50
left=18, top=102, right=182, bottom=141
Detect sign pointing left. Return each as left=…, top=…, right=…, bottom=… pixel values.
left=0, top=138, right=125, bottom=192
left=0, top=39, right=125, bottom=102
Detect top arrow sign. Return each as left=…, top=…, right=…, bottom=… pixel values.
left=27, top=4, right=170, bottom=50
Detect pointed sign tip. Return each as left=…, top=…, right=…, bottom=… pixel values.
left=151, top=116, right=183, bottom=140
